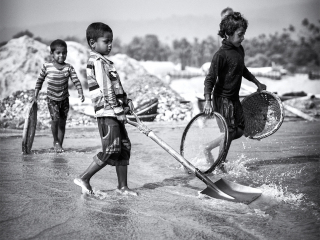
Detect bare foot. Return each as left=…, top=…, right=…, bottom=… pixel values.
left=54, top=142, right=63, bottom=153
left=218, top=162, right=228, bottom=174
left=73, top=178, right=94, bottom=194
left=116, top=186, right=138, bottom=196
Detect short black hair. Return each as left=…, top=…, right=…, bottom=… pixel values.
left=50, top=39, right=67, bottom=52
left=86, top=22, right=113, bottom=46
left=218, top=12, right=248, bottom=38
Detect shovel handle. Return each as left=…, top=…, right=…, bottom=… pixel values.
left=126, top=111, right=237, bottom=200
left=127, top=111, right=151, bottom=136
left=126, top=111, right=196, bottom=172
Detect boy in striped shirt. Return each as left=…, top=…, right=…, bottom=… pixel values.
left=34, top=39, right=85, bottom=152
left=74, top=22, right=136, bottom=195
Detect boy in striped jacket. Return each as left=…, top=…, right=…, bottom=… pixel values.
left=34, top=39, right=85, bottom=152
left=74, top=22, right=136, bottom=195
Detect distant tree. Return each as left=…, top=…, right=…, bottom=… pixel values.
left=125, top=34, right=170, bottom=61
left=191, top=38, right=202, bottom=67
left=299, top=18, right=320, bottom=67
left=34, top=36, right=43, bottom=43
left=200, top=36, right=218, bottom=64
left=126, top=36, right=144, bottom=60
left=172, top=38, right=192, bottom=70
left=64, top=36, right=81, bottom=43
left=0, top=41, right=7, bottom=47
left=142, top=34, right=160, bottom=60
left=157, top=44, right=171, bottom=61
left=12, top=30, right=34, bottom=39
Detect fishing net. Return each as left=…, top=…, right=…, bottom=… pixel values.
left=241, top=91, right=284, bottom=140
left=22, top=101, right=38, bottom=154
left=180, top=112, right=229, bottom=173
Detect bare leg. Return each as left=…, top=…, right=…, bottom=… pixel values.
left=74, top=161, right=106, bottom=194
left=57, top=119, right=66, bottom=152
left=115, top=165, right=138, bottom=196
left=218, top=128, right=243, bottom=172
left=51, top=120, right=61, bottom=152
left=203, top=134, right=225, bottom=164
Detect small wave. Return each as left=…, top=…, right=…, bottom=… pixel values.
left=258, top=183, right=305, bottom=205
left=222, top=154, right=256, bottom=176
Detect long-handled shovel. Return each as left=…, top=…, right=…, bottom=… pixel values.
left=127, top=112, right=262, bottom=204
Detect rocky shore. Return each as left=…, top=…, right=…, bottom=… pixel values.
left=0, top=89, right=96, bottom=129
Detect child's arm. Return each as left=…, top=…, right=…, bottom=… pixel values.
left=33, top=89, right=40, bottom=102
left=203, top=93, right=213, bottom=115
left=243, top=67, right=266, bottom=92
left=123, top=97, right=134, bottom=114
left=250, top=77, right=267, bottom=92
left=203, top=53, right=224, bottom=115
left=33, top=64, right=47, bottom=102
left=69, top=65, right=85, bottom=102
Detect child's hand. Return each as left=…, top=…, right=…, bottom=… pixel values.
left=117, top=114, right=127, bottom=124
left=123, top=107, right=130, bottom=114
left=32, top=90, right=40, bottom=103
left=257, top=83, right=267, bottom=92
left=31, top=96, right=38, bottom=103
left=79, top=94, right=85, bottom=102
left=203, top=100, right=213, bottom=115
left=127, top=100, right=135, bottom=112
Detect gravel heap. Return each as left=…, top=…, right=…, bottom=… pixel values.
left=0, top=74, right=193, bottom=129
left=123, top=74, right=193, bottom=122
left=0, top=90, right=96, bottom=129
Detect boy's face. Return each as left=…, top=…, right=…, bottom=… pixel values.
left=51, top=46, right=67, bottom=64
left=91, top=32, right=113, bottom=55
left=228, top=27, right=246, bottom=48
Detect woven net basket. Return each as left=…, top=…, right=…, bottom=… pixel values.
left=241, top=91, right=284, bottom=140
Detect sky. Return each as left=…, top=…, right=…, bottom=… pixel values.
left=0, top=0, right=319, bottom=44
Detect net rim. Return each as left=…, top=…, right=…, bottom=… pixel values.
left=241, top=90, right=285, bottom=140
left=180, top=112, right=229, bottom=173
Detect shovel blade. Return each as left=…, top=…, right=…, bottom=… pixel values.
left=201, top=186, right=235, bottom=201
left=213, top=178, right=262, bottom=204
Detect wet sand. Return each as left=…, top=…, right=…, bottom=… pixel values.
left=0, top=120, right=320, bottom=239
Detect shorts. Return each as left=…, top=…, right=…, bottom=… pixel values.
left=47, top=97, right=69, bottom=121
left=93, top=117, right=131, bottom=166
left=213, top=95, right=245, bottom=133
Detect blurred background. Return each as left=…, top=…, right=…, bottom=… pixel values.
left=0, top=0, right=320, bottom=127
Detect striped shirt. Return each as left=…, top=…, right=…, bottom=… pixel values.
left=87, top=51, right=126, bottom=118
left=35, top=62, right=83, bottom=101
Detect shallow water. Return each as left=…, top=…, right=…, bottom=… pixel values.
left=0, top=121, right=320, bottom=240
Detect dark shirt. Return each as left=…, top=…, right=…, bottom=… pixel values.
left=204, top=40, right=255, bottom=100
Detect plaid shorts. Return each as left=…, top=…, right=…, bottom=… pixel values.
left=213, top=95, right=245, bottom=133
left=93, top=117, right=131, bottom=166
left=47, top=97, right=69, bottom=121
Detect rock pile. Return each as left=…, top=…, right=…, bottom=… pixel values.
left=0, top=36, right=89, bottom=99
left=0, top=90, right=95, bottom=129
left=123, top=74, right=193, bottom=122
left=109, top=54, right=149, bottom=81
left=0, top=36, right=194, bottom=129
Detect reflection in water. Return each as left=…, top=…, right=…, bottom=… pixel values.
left=0, top=125, right=319, bottom=239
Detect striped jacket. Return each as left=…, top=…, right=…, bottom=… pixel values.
left=35, top=62, right=83, bottom=101
left=86, top=51, right=127, bottom=118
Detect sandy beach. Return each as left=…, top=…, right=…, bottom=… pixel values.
left=0, top=118, right=319, bottom=239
